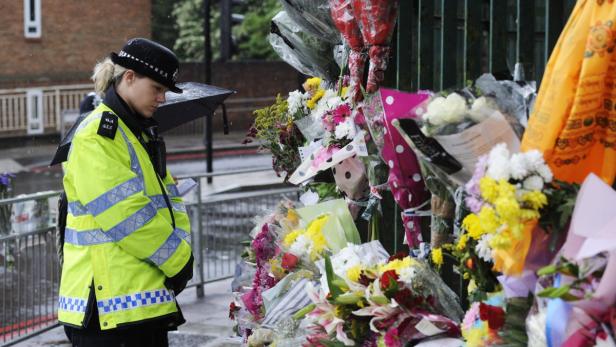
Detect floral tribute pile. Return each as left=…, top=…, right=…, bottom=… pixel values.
left=232, top=0, right=616, bottom=346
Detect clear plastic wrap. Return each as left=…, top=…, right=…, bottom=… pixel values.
left=413, top=260, right=465, bottom=322
left=279, top=0, right=341, bottom=44
left=329, top=0, right=365, bottom=103
left=475, top=73, right=536, bottom=138
left=269, top=11, right=340, bottom=82
left=352, top=0, right=400, bottom=93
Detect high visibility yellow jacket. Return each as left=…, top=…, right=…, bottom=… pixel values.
left=58, top=102, right=192, bottom=330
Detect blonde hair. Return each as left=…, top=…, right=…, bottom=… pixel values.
left=91, top=57, right=127, bottom=95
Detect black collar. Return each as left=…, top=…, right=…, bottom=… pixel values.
left=103, top=85, right=158, bottom=140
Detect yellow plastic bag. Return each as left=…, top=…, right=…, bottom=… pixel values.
left=522, top=0, right=616, bottom=185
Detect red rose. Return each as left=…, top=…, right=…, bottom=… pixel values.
left=380, top=270, right=399, bottom=291
left=388, top=251, right=409, bottom=262
left=281, top=253, right=299, bottom=270
left=229, top=302, right=239, bottom=320
left=392, top=288, right=423, bottom=310
left=479, top=302, right=506, bottom=330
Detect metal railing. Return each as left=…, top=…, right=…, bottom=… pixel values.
left=0, top=82, right=275, bottom=138
left=394, top=0, right=576, bottom=91
left=0, top=84, right=93, bottom=136
left=0, top=168, right=298, bottom=346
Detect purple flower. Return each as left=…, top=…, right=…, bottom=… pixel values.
left=251, top=224, right=278, bottom=265
left=0, top=172, right=15, bottom=187
left=464, top=155, right=488, bottom=213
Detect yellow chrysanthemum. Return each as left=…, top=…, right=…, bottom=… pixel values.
left=341, top=86, right=349, bottom=97
left=490, top=232, right=512, bottom=249
left=304, top=77, right=322, bottom=91
left=509, top=221, right=525, bottom=239
left=306, top=89, right=325, bottom=109
left=346, top=265, right=363, bottom=283
left=269, top=258, right=285, bottom=279
left=431, top=248, right=444, bottom=268
left=464, top=321, right=490, bottom=347
left=379, top=256, right=416, bottom=275
left=479, top=177, right=499, bottom=203
left=519, top=208, right=541, bottom=220
left=467, top=279, right=477, bottom=294
left=305, top=215, right=330, bottom=260
left=283, top=229, right=302, bottom=247
left=456, top=233, right=468, bottom=251
left=496, top=179, right=516, bottom=198
left=494, top=196, right=520, bottom=222
left=477, top=206, right=500, bottom=234
left=521, top=190, right=548, bottom=210
left=462, top=214, right=484, bottom=240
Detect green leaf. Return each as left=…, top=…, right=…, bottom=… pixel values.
left=538, top=285, right=572, bottom=299
left=537, top=264, right=558, bottom=276
left=321, top=340, right=348, bottom=347
left=370, top=295, right=389, bottom=305
left=334, top=293, right=362, bottom=305
left=325, top=255, right=344, bottom=300
left=292, top=303, right=315, bottom=320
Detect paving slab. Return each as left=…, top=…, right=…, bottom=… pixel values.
left=10, top=279, right=240, bottom=347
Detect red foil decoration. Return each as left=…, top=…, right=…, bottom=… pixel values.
left=330, top=0, right=400, bottom=97
left=353, top=0, right=399, bottom=93
left=330, top=0, right=366, bottom=103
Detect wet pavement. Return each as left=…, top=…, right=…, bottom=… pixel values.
left=11, top=279, right=240, bottom=347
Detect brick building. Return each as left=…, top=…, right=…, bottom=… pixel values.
left=0, top=0, right=151, bottom=136
left=0, top=0, right=151, bottom=88
left=0, top=0, right=301, bottom=138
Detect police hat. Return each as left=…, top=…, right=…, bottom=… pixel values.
left=111, top=38, right=182, bottom=93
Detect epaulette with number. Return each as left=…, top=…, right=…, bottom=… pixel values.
left=97, top=111, right=118, bottom=139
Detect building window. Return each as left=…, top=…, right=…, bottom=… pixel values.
left=24, top=0, right=41, bottom=38
left=26, top=89, right=44, bottom=134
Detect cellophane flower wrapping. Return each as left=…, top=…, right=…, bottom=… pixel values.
left=278, top=0, right=341, bottom=44
left=329, top=0, right=365, bottom=103
left=530, top=237, right=616, bottom=347
left=231, top=199, right=364, bottom=343
left=363, top=89, right=431, bottom=248
left=305, top=242, right=464, bottom=346
left=269, top=11, right=340, bottom=82
left=351, top=0, right=400, bottom=93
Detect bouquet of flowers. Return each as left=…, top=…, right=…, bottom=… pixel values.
left=236, top=202, right=300, bottom=325
left=232, top=199, right=363, bottom=343
left=278, top=0, right=341, bottom=44
left=529, top=255, right=616, bottom=347
left=244, top=94, right=306, bottom=181
left=329, top=0, right=400, bottom=102
left=269, top=11, right=340, bottom=82
left=459, top=143, right=556, bottom=276
left=525, top=173, right=616, bottom=347
left=303, top=242, right=463, bottom=346
left=461, top=294, right=507, bottom=347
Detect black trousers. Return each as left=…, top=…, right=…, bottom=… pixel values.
left=64, top=325, right=169, bottom=347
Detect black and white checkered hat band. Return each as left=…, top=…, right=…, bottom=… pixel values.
left=117, top=50, right=178, bottom=81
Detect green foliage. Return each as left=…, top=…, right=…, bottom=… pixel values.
left=235, top=0, right=281, bottom=60
left=324, top=255, right=344, bottom=300
left=151, top=0, right=180, bottom=51
left=499, top=295, right=534, bottom=346
left=171, top=0, right=280, bottom=62
left=172, top=0, right=219, bottom=62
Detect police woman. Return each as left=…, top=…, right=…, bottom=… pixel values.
left=59, top=38, right=193, bottom=347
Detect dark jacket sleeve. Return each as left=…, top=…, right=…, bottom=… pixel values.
left=164, top=253, right=194, bottom=295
